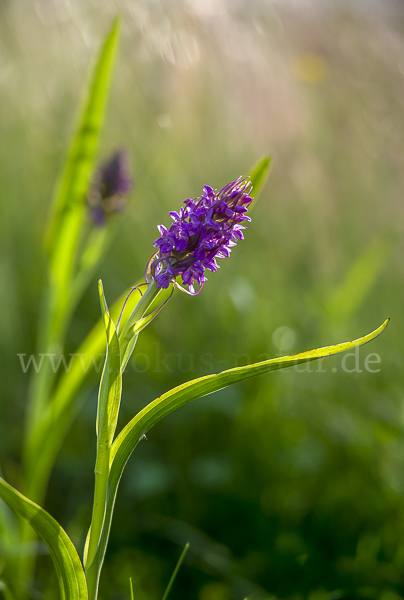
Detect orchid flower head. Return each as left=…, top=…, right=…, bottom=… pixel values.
left=149, top=177, right=253, bottom=295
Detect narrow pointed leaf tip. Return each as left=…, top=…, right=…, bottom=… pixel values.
left=248, top=155, right=271, bottom=210
left=149, top=177, right=254, bottom=294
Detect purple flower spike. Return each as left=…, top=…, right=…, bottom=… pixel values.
left=149, top=177, right=253, bottom=294
left=89, top=149, right=133, bottom=226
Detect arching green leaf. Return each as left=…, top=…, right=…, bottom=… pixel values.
left=0, top=477, right=87, bottom=600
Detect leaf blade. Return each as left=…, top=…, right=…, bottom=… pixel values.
left=46, top=18, right=120, bottom=283
left=111, top=319, right=389, bottom=467
left=0, top=477, right=87, bottom=600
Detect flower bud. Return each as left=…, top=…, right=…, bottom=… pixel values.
left=89, top=150, right=133, bottom=226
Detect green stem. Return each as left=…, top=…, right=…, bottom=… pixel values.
left=85, top=282, right=161, bottom=600
left=86, top=563, right=100, bottom=600
left=84, top=281, right=164, bottom=600
left=86, top=447, right=109, bottom=568
left=83, top=442, right=111, bottom=599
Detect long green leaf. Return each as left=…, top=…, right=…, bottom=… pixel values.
left=26, top=18, right=121, bottom=438
left=90, top=320, right=389, bottom=580
left=70, top=227, right=114, bottom=315
left=110, top=320, right=388, bottom=466
left=46, top=18, right=120, bottom=281
left=0, top=477, right=87, bottom=600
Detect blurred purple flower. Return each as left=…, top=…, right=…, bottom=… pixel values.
left=150, top=177, right=253, bottom=294
left=89, top=150, right=133, bottom=226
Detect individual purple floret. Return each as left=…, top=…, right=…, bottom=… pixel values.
left=89, top=150, right=133, bottom=226
left=149, top=177, right=253, bottom=295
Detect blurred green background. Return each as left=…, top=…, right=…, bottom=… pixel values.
left=1, top=0, right=404, bottom=598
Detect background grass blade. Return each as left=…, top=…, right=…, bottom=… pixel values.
left=324, top=236, right=393, bottom=325
left=161, top=543, right=190, bottom=600
left=0, top=477, right=88, bottom=600
left=46, top=18, right=120, bottom=269
left=26, top=17, right=121, bottom=439
left=70, top=227, right=114, bottom=315
left=88, top=320, right=388, bottom=586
